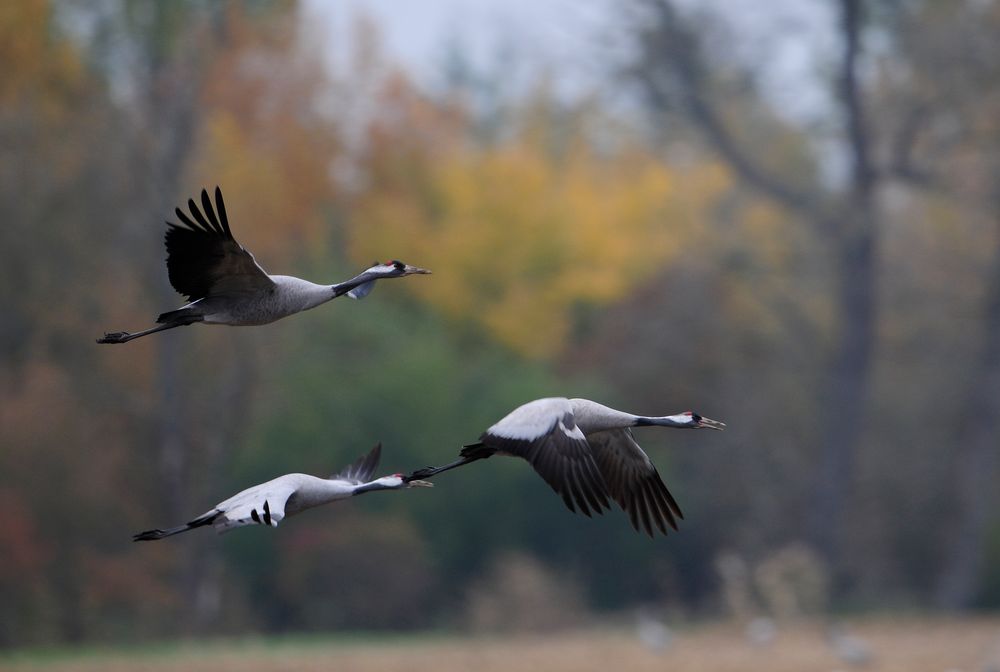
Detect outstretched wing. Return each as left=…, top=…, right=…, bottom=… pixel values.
left=331, top=443, right=382, bottom=483
left=210, top=476, right=299, bottom=533
left=164, top=186, right=274, bottom=301
left=481, top=398, right=611, bottom=517
left=133, top=476, right=299, bottom=541
left=587, top=428, right=683, bottom=536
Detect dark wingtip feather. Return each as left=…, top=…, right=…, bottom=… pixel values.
left=187, top=197, right=214, bottom=233
left=650, top=481, right=679, bottom=532
left=174, top=206, right=206, bottom=233
left=214, top=186, right=232, bottom=237
left=201, top=189, right=222, bottom=233
left=561, top=490, right=578, bottom=514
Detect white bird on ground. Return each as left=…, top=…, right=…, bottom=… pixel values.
left=827, top=624, right=874, bottom=667
left=636, top=610, right=674, bottom=653
left=409, top=397, right=725, bottom=536
left=133, top=443, right=432, bottom=540
left=745, top=617, right=777, bottom=647
left=98, top=187, right=430, bottom=344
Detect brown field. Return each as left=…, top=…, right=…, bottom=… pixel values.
left=2, top=617, right=998, bottom=672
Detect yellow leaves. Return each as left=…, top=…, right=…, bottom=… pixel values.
left=720, top=198, right=818, bottom=339
left=353, top=116, right=731, bottom=358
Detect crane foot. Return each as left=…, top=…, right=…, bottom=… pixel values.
left=97, top=331, right=130, bottom=344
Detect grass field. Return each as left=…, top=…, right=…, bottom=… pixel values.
left=2, top=617, right=997, bottom=672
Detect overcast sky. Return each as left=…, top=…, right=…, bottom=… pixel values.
left=303, top=0, right=836, bottom=123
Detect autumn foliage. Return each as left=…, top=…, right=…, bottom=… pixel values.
left=2, top=0, right=1000, bottom=648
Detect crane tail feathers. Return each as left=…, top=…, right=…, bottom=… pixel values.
left=406, top=446, right=493, bottom=481
left=459, top=442, right=494, bottom=460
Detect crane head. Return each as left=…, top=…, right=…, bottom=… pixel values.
left=353, top=474, right=433, bottom=495
left=683, top=411, right=726, bottom=430
left=391, top=472, right=434, bottom=488
left=371, top=474, right=435, bottom=490
left=366, top=260, right=432, bottom=277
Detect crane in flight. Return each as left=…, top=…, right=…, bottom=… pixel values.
left=98, top=187, right=430, bottom=344
left=133, top=443, right=432, bottom=540
left=409, top=397, right=724, bottom=536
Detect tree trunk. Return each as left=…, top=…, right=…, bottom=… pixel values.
left=807, top=0, right=878, bottom=576
left=129, top=8, right=212, bottom=628
left=629, top=0, right=881, bottom=583
left=935, top=209, right=1000, bottom=609
left=189, top=335, right=257, bottom=631
left=809, top=219, right=877, bottom=568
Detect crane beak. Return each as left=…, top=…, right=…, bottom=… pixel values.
left=403, top=264, right=432, bottom=275
left=697, top=416, right=726, bottom=431
left=407, top=479, right=435, bottom=488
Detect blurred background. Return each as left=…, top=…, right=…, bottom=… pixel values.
left=2, top=0, right=999, bottom=667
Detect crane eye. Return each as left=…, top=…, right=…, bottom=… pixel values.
left=683, top=411, right=693, bottom=416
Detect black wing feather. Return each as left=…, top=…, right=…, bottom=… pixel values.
left=588, top=428, right=683, bottom=536
left=174, top=206, right=212, bottom=234
left=481, top=413, right=611, bottom=519
left=187, top=197, right=217, bottom=235
left=214, top=185, right=232, bottom=237
left=163, top=187, right=272, bottom=301
left=201, top=189, right=222, bottom=233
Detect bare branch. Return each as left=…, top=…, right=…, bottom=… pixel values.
left=838, top=0, right=876, bottom=201
left=633, top=0, right=825, bottom=217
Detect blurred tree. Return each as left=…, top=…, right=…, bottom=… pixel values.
left=0, top=0, right=120, bottom=363
left=83, top=0, right=243, bottom=633
left=0, top=0, right=346, bottom=642
left=6, top=0, right=1000, bottom=645
left=622, top=0, right=925, bottom=588
left=617, top=0, right=1000, bottom=609
left=874, top=0, right=1000, bottom=609
left=109, top=0, right=343, bottom=631
left=0, top=0, right=141, bottom=643
left=352, top=76, right=730, bottom=358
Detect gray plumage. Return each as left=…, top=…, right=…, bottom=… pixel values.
left=409, top=397, right=725, bottom=537
left=98, top=187, right=430, bottom=344
left=133, top=443, right=432, bottom=540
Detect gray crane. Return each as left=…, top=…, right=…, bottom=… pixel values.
left=409, top=397, right=724, bottom=536
left=133, top=443, right=432, bottom=540
left=98, top=187, right=430, bottom=344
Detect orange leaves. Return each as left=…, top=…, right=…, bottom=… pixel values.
left=0, top=0, right=85, bottom=109
left=0, top=489, right=51, bottom=584
left=185, top=3, right=340, bottom=267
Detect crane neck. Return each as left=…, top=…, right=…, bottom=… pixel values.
left=634, top=414, right=695, bottom=428
left=351, top=479, right=400, bottom=496
left=331, top=269, right=378, bottom=298
left=570, top=399, right=641, bottom=433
